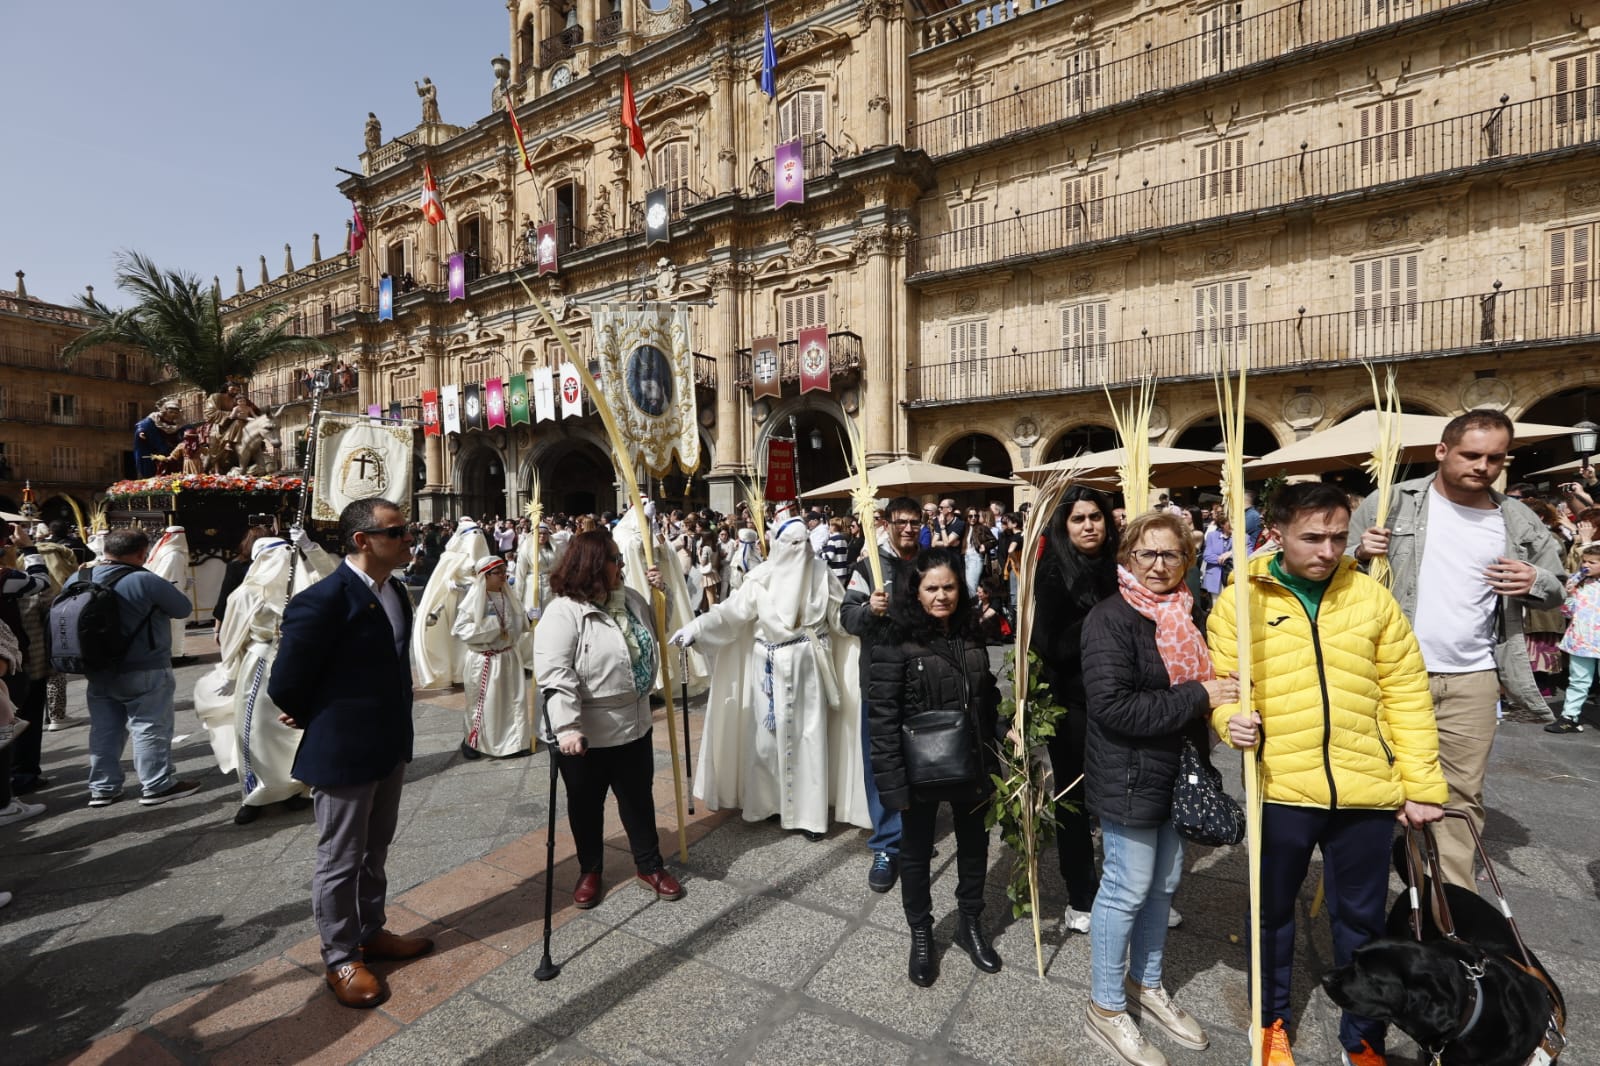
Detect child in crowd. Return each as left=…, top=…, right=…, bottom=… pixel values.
left=1548, top=541, right=1600, bottom=734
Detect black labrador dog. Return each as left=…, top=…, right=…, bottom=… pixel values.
left=1320, top=839, right=1564, bottom=1066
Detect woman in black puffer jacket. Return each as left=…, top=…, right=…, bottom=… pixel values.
left=1077, top=512, right=1237, bottom=1065
left=868, top=547, right=1004, bottom=989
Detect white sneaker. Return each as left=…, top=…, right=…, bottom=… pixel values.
left=1167, top=907, right=1183, bottom=929
left=1125, top=979, right=1208, bottom=1050
left=0, top=799, right=45, bottom=828
left=1063, top=906, right=1092, bottom=934
left=1084, top=1003, right=1168, bottom=1066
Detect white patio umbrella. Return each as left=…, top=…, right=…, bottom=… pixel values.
left=1244, top=412, right=1583, bottom=477
left=802, top=457, right=1022, bottom=498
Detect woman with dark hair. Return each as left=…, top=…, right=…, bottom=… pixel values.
left=1030, top=484, right=1119, bottom=934
left=534, top=530, right=682, bottom=910
left=213, top=525, right=269, bottom=628
left=868, top=547, right=1005, bottom=987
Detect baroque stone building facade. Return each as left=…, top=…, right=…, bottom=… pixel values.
left=0, top=277, right=160, bottom=522
left=222, top=0, right=1600, bottom=518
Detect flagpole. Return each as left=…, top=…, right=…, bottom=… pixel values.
left=512, top=269, right=691, bottom=865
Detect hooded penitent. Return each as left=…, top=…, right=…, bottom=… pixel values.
left=146, top=526, right=194, bottom=654
left=412, top=517, right=491, bottom=689
left=453, top=555, right=533, bottom=756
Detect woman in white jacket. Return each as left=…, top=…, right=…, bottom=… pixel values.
left=534, top=530, right=683, bottom=911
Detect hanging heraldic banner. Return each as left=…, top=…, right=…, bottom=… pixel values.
left=378, top=276, right=394, bottom=321
left=441, top=384, right=461, bottom=434
left=464, top=382, right=484, bottom=430
left=797, top=324, right=831, bottom=394
left=311, top=420, right=415, bottom=522
left=559, top=362, right=583, bottom=418
left=644, top=188, right=670, bottom=247
left=422, top=389, right=441, bottom=436
left=775, top=138, right=805, bottom=209
left=508, top=374, right=530, bottom=425
left=751, top=335, right=781, bottom=400
left=536, top=222, right=558, bottom=275
left=448, top=253, right=466, bottom=301
left=534, top=367, right=556, bottom=422
left=591, top=303, right=699, bottom=474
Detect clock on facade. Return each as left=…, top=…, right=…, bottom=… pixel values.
left=550, top=64, right=573, bottom=89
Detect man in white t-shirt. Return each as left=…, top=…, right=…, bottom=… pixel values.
left=1350, top=409, right=1565, bottom=886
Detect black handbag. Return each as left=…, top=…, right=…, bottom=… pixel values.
left=1171, top=738, right=1246, bottom=847
left=900, top=710, right=982, bottom=789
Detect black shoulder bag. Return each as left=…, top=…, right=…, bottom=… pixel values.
left=1171, top=738, right=1246, bottom=847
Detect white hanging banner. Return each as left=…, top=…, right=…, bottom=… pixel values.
left=311, top=421, right=414, bottom=522
left=534, top=366, right=556, bottom=422
left=558, top=361, right=582, bottom=419
left=441, top=384, right=461, bottom=435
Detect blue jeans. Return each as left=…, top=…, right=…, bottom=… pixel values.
left=860, top=696, right=900, bottom=855
left=1563, top=655, right=1596, bottom=721
left=1090, top=818, right=1183, bottom=1011
left=85, top=668, right=178, bottom=797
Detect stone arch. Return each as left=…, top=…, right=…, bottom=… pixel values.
left=919, top=422, right=1023, bottom=473
left=453, top=436, right=509, bottom=519
left=520, top=425, right=616, bottom=516
left=1507, top=383, right=1600, bottom=483
left=1040, top=420, right=1119, bottom=462
left=1168, top=409, right=1287, bottom=454
left=753, top=394, right=851, bottom=498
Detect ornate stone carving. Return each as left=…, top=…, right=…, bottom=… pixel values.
left=955, top=54, right=977, bottom=81
left=788, top=221, right=818, bottom=265
left=1460, top=376, right=1512, bottom=411
left=956, top=293, right=979, bottom=312
left=638, top=0, right=691, bottom=37
left=857, top=0, right=902, bottom=27
left=415, top=77, right=441, bottom=124
left=1282, top=392, right=1324, bottom=429
left=1411, top=206, right=1449, bottom=240
left=718, top=146, right=738, bottom=164
left=1368, top=214, right=1405, bottom=242
left=1569, top=179, right=1600, bottom=206
left=1237, top=236, right=1271, bottom=268
left=364, top=113, right=381, bottom=154
left=710, top=53, right=741, bottom=83
left=1071, top=270, right=1096, bottom=292
left=707, top=262, right=740, bottom=291
left=778, top=68, right=817, bottom=97
left=1205, top=247, right=1234, bottom=270
left=654, top=258, right=679, bottom=299
left=1013, top=417, right=1040, bottom=447
left=1146, top=405, right=1170, bottom=439
left=1070, top=13, right=1095, bottom=35
left=867, top=95, right=890, bottom=112
left=1328, top=218, right=1367, bottom=253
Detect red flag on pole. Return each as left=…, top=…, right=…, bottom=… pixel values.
left=765, top=439, right=797, bottom=501
left=621, top=72, right=646, bottom=157
left=507, top=101, right=534, bottom=173
left=797, top=325, right=831, bottom=394
left=420, top=162, right=445, bottom=225
left=350, top=203, right=367, bottom=253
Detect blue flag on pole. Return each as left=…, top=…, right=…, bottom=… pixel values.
left=760, top=10, right=776, bottom=99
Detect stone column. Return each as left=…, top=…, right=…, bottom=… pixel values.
left=856, top=225, right=899, bottom=462
left=422, top=339, right=445, bottom=491
left=708, top=262, right=744, bottom=482
left=712, top=52, right=739, bottom=193
left=862, top=1, right=892, bottom=148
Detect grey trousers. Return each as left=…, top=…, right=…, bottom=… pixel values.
left=311, top=761, right=405, bottom=968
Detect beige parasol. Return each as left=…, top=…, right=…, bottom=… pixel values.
left=1244, top=412, right=1583, bottom=476
left=802, top=457, right=1022, bottom=498
left=1014, top=445, right=1244, bottom=490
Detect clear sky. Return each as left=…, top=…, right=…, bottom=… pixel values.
left=2, top=0, right=508, bottom=308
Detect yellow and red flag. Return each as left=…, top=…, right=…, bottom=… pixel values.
left=420, top=162, right=445, bottom=225
left=507, top=101, right=533, bottom=173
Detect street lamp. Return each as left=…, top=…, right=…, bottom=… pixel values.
left=966, top=435, right=983, bottom=475
left=1572, top=420, right=1599, bottom=465
left=809, top=427, right=823, bottom=450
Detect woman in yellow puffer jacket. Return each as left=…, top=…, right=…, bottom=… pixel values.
left=1204, top=482, right=1448, bottom=1066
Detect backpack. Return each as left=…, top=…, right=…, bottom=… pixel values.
left=48, top=565, right=152, bottom=674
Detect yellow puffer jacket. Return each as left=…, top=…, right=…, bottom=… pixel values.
left=1207, top=554, right=1448, bottom=810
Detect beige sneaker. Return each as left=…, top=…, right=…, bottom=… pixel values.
left=1125, top=979, right=1208, bottom=1050
left=1083, top=1003, right=1168, bottom=1066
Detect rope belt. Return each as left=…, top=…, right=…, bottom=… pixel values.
left=756, top=628, right=828, bottom=731
left=465, top=646, right=510, bottom=750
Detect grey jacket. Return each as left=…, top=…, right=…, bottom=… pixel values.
left=1349, top=473, right=1565, bottom=714
left=533, top=588, right=659, bottom=748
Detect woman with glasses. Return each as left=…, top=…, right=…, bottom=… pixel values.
left=1078, top=512, right=1237, bottom=1065
left=534, top=530, right=683, bottom=910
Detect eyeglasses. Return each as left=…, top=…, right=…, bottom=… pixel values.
left=361, top=526, right=412, bottom=540
left=1131, top=549, right=1184, bottom=567
left=606, top=555, right=624, bottom=565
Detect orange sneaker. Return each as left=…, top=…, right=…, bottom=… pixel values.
left=1340, top=1041, right=1386, bottom=1066
left=1261, top=1019, right=1295, bottom=1066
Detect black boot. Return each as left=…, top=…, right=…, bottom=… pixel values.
left=908, top=922, right=938, bottom=987
left=955, top=913, right=1002, bottom=973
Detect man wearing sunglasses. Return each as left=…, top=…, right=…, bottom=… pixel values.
left=270, top=498, right=432, bottom=1010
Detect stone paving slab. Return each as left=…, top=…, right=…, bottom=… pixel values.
left=4, top=632, right=1599, bottom=1065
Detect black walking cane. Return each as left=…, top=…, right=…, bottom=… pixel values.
left=534, top=694, right=562, bottom=982
left=681, top=645, right=694, bottom=814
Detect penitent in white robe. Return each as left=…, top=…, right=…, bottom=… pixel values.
left=412, top=523, right=491, bottom=689
left=195, top=538, right=334, bottom=806
left=146, top=528, right=194, bottom=655
left=453, top=585, right=532, bottom=756
left=614, top=510, right=709, bottom=696
left=689, top=559, right=870, bottom=834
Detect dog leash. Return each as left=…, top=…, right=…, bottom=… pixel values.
left=1403, top=813, right=1566, bottom=1063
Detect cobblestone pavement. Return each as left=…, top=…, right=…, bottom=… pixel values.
left=2, top=634, right=1596, bottom=1065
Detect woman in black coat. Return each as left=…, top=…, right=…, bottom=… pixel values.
left=1030, top=485, right=1119, bottom=932
left=1078, top=512, right=1236, bottom=1065
left=868, top=547, right=1004, bottom=988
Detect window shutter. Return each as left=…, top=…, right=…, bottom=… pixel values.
left=1353, top=259, right=1370, bottom=325
left=1551, top=227, right=1571, bottom=303
left=1575, top=225, right=1592, bottom=303
left=1403, top=254, right=1419, bottom=319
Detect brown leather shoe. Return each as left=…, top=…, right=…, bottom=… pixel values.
left=326, top=961, right=385, bottom=1008
left=362, top=929, right=434, bottom=961
left=573, top=871, right=603, bottom=909
left=637, top=868, right=685, bottom=901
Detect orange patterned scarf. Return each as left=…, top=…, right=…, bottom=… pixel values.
left=1116, top=566, right=1215, bottom=684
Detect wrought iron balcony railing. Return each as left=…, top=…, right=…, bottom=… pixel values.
left=734, top=331, right=865, bottom=388
left=746, top=133, right=836, bottom=198
left=911, top=0, right=1480, bottom=157
left=909, top=90, right=1599, bottom=278
left=595, top=12, right=623, bottom=45
left=692, top=352, right=717, bottom=390
left=904, top=281, right=1600, bottom=406
left=0, top=342, right=157, bottom=382
left=540, top=25, right=583, bottom=66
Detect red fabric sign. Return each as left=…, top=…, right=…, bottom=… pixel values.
left=797, top=325, right=830, bottom=394
left=422, top=389, right=440, bottom=437
left=765, top=439, right=797, bottom=501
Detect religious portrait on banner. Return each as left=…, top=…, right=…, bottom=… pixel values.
left=591, top=304, right=699, bottom=474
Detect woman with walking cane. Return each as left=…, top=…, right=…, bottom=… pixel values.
left=534, top=530, right=683, bottom=910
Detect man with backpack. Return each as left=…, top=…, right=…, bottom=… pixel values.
left=55, top=528, right=199, bottom=808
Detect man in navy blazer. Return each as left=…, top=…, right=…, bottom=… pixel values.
left=269, top=497, right=433, bottom=1009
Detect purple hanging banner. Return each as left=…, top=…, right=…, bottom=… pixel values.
left=448, top=252, right=466, bottom=301
left=775, top=138, right=805, bottom=209
left=367, top=403, right=382, bottom=424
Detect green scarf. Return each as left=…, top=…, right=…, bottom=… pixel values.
left=604, top=589, right=657, bottom=696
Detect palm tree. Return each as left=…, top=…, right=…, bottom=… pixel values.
left=62, top=250, right=332, bottom=394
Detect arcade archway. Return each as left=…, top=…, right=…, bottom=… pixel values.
left=1044, top=422, right=1119, bottom=462
left=754, top=399, right=850, bottom=503
left=936, top=432, right=1016, bottom=509
left=1511, top=386, right=1596, bottom=487
left=531, top=438, right=614, bottom=517
left=457, top=443, right=508, bottom=520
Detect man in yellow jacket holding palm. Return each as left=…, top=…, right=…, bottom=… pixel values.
left=1208, top=481, right=1449, bottom=1066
